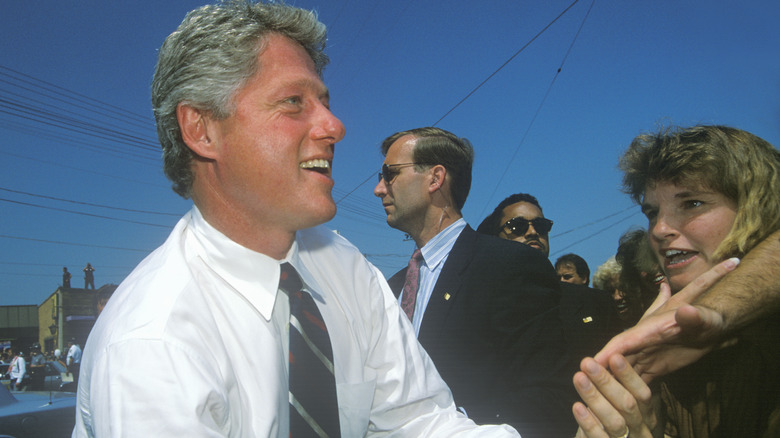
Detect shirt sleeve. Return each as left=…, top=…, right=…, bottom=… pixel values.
left=76, top=339, right=229, bottom=437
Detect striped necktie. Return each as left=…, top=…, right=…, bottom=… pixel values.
left=400, top=249, right=423, bottom=321
left=280, top=263, right=341, bottom=438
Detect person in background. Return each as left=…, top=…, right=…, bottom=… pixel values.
left=62, top=267, right=72, bottom=288
left=7, top=348, right=27, bottom=391
left=66, top=338, right=82, bottom=385
left=376, top=131, right=577, bottom=436
left=555, top=253, right=591, bottom=286
left=74, top=2, right=518, bottom=436
left=615, top=229, right=665, bottom=325
left=29, top=343, right=46, bottom=390
left=83, top=263, right=95, bottom=289
left=573, top=125, right=780, bottom=438
left=94, top=287, right=114, bottom=317
left=592, top=256, right=635, bottom=328
left=478, top=193, right=622, bottom=363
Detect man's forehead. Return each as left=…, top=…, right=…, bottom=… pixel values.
left=504, top=201, right=544, bottom=218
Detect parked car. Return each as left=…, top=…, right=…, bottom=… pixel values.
left=30, top=361, right=75, bottom=392
left=2, top=361, right=75, bottom=393
left=0, top=383, right=75, bottom=437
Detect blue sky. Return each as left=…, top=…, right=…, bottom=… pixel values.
left=2, top=0, right=779, bottom=306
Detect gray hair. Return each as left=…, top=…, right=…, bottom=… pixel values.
left=152, top=0, right=328, bottom=198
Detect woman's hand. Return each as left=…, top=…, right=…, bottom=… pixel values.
left=572, top=355, right=658, bottom=438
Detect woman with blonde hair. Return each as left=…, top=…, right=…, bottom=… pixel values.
left=573, top=125, right=780, bottom=438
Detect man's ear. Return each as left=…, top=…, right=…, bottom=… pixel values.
left=429, top=165, right=447, bottom=192
left=177, top=103, right=219, bottom=159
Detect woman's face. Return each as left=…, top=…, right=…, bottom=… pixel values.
left=643, top=181, right=737, bottom=293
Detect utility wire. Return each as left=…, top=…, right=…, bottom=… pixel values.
left=0, top=198, right=172, bottom=228
left=0, top=234, right=152, bottom=253
left=431, top=0, right=581, bottom=126
left=336, top=0, right=583, bottom=209
left=478, top=0, right=596, bottom=219
left=0, top=187, right=181, bottom=216
left=551, top=209, right=641, bottom=257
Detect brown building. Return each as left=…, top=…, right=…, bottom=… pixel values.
left=39, top=284, right=117, bottom=354
left=1, top=284, right=117, bottom=357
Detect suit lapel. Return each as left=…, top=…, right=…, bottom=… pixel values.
left=419, top=226, right=477, bottom=334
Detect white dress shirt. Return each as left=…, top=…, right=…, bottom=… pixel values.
left=74, top=207, right=518, bottom=437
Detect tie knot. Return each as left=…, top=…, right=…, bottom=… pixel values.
left=407, top=249, right=423, bottom=270
left=279, top=262, right=303, bottom=294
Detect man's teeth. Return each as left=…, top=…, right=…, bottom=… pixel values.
left=300, top=159, right=330, bottom=170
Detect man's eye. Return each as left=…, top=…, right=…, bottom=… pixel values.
left=284, top=96, right=302, bottom=105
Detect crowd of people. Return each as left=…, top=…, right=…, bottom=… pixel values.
left=51, top=1, right=779, bottom=437
left=2, top=339, right=81, bottom=391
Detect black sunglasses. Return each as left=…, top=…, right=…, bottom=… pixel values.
left=378, top=163, right=429, bottom=184
left=502, top=216, right=553, bottom=237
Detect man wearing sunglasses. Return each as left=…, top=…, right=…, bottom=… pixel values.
left=374, top=127, right=578, bottom=437
left=477, top=193, right=622, bottom=363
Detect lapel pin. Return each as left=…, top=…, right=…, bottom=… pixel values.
left=582, top=316, right=593, bottom=323
left=444, top=293, right=451, bottom=301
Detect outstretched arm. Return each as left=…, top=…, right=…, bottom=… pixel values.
left=595, top=228, right=780, bottom=381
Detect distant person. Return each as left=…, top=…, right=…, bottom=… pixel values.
left=592, top=256, right=635, bottom=327
left=54, top=348, right=67, bottom=368
left=478, top=193, right=622, bottom=361
left=375, top=127, right=576, bottom=436
left=74, top=2, right=518, bottom=436
left=615, top=228, right=664, bottom=313
left=7, top=348, right=27, bottom=391
left=573, top=125, right=780, bottom=438
left=554, top=253, right=590, bottom=286
left=29, top=343, right=46, bottom=390
left=62, top=267, right=72, bottom=288
left=66, top=338, right=81, bottom=385
left=94, top=286, right=115, bottom=317
left=83, top=263, right=95, bottom=289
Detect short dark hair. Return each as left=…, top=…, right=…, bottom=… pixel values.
left=380, top=127, right=474, bottom=211
left=554, top=253, right=590, bottom=284
left=476, top=193, right=543, bottom=236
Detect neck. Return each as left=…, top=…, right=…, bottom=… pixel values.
left=192, top=185, right=295, bottom=261
left=412, top=206, right=462, bottom=248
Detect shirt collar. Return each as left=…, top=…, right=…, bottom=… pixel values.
left=188, top=206, right=297, bottom=321
left=420, top=218, right=466, bottom=270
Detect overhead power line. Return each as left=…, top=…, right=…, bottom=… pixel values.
left=0, top=233, right=152, bottom=253
left=478, top=0, right=596, bottom=219
left=432, top=0, right=581, bottom=126
left=0, top=186, right=180, bottom=216
left=0, top=197, right=172, bottom=228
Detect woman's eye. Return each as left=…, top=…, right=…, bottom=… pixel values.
left=683, top=200, right=703, bottom=209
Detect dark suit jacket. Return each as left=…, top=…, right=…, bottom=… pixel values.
left=559, top=283, right=623, bottom=362
left=388, top=226, right=578, bottom=436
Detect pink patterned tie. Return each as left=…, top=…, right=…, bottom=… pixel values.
left=400, top=249, right=423, bottom=321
